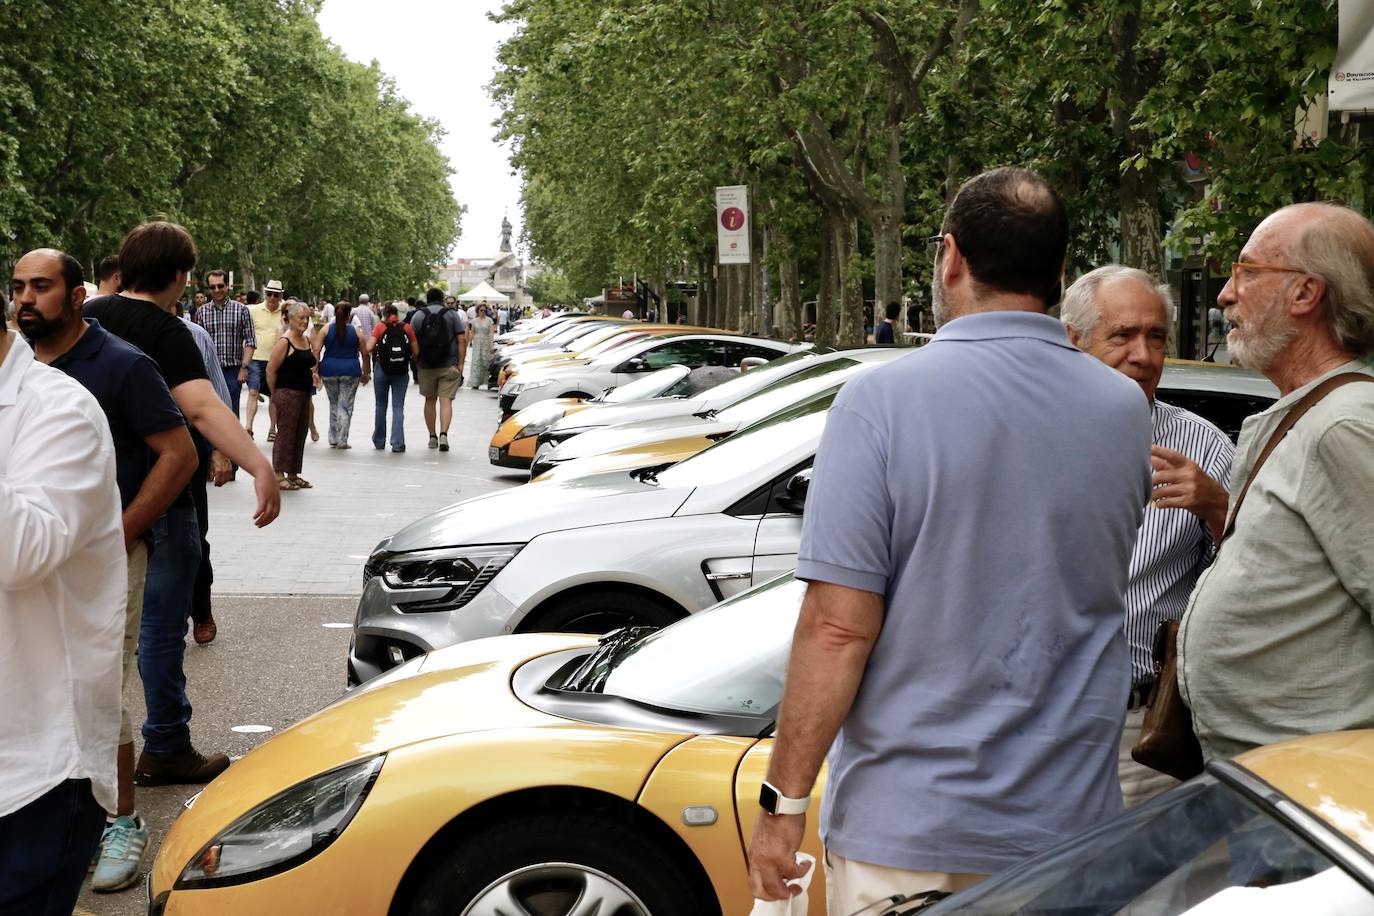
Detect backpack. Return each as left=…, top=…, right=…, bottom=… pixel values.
left=416, top=305, right=452, bottom=368
left=378, top=323, right=411, bottom=376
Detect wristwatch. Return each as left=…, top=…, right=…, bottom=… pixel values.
left=759, top=781, right=810, bottom=816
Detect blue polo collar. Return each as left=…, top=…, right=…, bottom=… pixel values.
left=933, top=310, right=1076, bottom=350
left=50, top=319, right=107, bottom=369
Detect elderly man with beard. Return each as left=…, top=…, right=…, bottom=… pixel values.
left=1179, top=203, right=1374, bottom=761
left=748, top=168, right=1152, bottom=914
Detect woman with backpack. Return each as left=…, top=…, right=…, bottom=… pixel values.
left=364, top=303, right=420, bottom=452
left=313, top=301, right=368, bottom=449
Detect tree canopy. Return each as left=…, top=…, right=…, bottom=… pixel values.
left=1, top=0, right=462, bottom=297
left=492, top=0, right=1349, bottom=342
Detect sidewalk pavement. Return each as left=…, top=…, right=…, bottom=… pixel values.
left=210, top=380, right=523, bottom=595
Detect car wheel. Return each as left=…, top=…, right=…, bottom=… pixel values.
left=409, top=813, right=706, bottom=916
left=524, top=590, right=682, bottom=634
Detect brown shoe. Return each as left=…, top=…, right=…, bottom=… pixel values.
left=134, top=747, right=230, bottom=787
left=193, top=614, right=217, bottom=645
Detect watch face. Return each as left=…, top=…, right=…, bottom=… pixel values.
left=759, top=782, right=780, bottom=813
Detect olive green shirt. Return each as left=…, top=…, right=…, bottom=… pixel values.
left=1179, top=358, right=1374, bottom=761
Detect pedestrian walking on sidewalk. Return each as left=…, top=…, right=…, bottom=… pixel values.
left=410, top=287, right=466, bottom=452
left=366, top=303, right=418, bottom=451
left=315, top=300, right=367, bottom=449
left=267, top=303, right=319, bottom=489
left=467, top=303, right=496, bottom=389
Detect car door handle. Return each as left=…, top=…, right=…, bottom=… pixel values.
left=705, top=571, right=751, bottom=581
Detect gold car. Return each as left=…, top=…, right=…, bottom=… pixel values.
left=150, top=574, right=1374, bottom=915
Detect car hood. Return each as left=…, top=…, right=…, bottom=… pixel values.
left=550, top=415, right=734, bottom=463
left=550, top=397, right=704, bottom=433
left=384, top=474, right=694, bottom=552
left=535, top=433, right=715, bottom=482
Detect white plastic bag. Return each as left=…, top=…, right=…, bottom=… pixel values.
left=750, top=852, right=817, bottom=916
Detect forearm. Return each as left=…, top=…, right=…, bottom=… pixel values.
left=766, top=585, right=881, bottom=797
left=121, top=450, right=198, bottom=546
left=184, top=395, right=272, bottom=478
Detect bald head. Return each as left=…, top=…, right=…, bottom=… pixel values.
left=1260, top=203, right=1374, bottom=356
left=16, top=248, right=84, bottom=295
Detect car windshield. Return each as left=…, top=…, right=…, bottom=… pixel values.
left=686, top=349, right=822, bottom=405
left=597, top=574, right=804, bottom=716
left=542, top=321, right=605, bottom=347
left=602, top=365, right=691, bottom=403
left=578, top=331, right=648, bottom=358
left=714, top=357, right=861, bottom=425
left=651, top=390, right=834, bottom=489
left=926, top=774, right=1366, bottom=915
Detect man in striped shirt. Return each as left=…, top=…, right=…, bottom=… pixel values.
left=1062, top=265, right=1235, bottom=807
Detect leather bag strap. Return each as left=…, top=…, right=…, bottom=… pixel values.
left=1221, top=372, right=1374, bottom=543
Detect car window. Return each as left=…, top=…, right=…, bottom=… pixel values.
left=685, top=349, right=821, bottom=403
left=639, top=339, right=726, bottom=369
left=654, top=390, right=834, bottom=489
left=577, top=329, right=643, bottom=357
left=667, top=365, right=740, bottom=396
left=714, top=358, right=859, bottom=425
left=602, top=365, right=691, bottom=402
left=926, top=774, right=1365, bottom=915
left=728, top=341, right=787, bottom=364
left=598, top=574, right=805, bottom=716
left=1157, top=389, right=1274, bottom=442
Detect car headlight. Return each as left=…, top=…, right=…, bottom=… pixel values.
left=509, top=378, right=554, bottom=395
left=175, top=756, right=384, bottom=889
left=379, top=544, right=521, bottom=612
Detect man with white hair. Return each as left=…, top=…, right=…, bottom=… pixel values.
left=1061, top=265, right=1235, bottom=806
left=1180, top=202, right=1374, bottom=760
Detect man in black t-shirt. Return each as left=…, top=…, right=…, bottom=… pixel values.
left=85, top=222, right=280, bottom=789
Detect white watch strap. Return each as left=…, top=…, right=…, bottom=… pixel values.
left=764, top=781, right=811, bottom=815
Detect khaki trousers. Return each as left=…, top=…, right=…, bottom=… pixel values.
left=824, top=850, right=985, bottom=916
left=119, top=541, right=149, bottom=745
left=1119, top=706, right=1179, bottom=809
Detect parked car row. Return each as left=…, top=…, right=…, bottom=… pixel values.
left=147, top=334, right=1319, bottom=915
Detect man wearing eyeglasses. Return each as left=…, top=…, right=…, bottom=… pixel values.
left=1179, top=202, right=1374, bottom=762
left=193, top=269, right=256, bottom=419
left=245, top=280, right=285, bottom=439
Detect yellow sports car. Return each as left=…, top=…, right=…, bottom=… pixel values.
left=149, top=572, right=1374, bottom=915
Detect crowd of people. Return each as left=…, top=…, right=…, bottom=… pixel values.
left=4, top=173, right=1374, bottom=915
left=747, top=169, right=1374, bottom=915
left=0, top=219, right=517, bottom=909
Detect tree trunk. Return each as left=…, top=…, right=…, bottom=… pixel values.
left=815, top=213, right=836, bottom=348
left=1120, top=166, right=1164, bottom=281
left=834, top=212, right=865, bottom=347
left=779, top=255, right=801, bottom=342
left=1111, top=0, right=1164, bottom=281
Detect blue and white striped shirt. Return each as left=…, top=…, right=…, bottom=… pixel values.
left=1126, top=400, right=1234, bottom=685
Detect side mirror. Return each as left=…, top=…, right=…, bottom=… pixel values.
left=617, top=357, right=650, bottom=373
left=776, top=469, right=811, bottom=514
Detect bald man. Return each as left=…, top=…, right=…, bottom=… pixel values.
left=1180, top=203, right=1374, bottom=761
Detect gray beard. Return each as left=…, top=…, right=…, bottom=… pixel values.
left=1228, top=307, right=1297, bottom=373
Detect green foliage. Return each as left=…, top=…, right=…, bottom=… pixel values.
left=493, top=0, right=1354, bottom=309
left=0, top=0, right=461, bottom=296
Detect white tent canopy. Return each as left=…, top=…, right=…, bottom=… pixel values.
left=457, top=281, right=510, bottom=304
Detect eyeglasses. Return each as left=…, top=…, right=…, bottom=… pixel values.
left=267, top=291, right=282, bottom=297
left=1230, top=261, right=1308, bottom=288
left=208, top=283, right=226, bottom=289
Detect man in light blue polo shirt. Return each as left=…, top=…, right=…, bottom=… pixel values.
left=748, top=168, right=1152, bottom=913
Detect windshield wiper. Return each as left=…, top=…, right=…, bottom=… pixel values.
left=631, top=463, right=672, bottom=485
left=693, top=408, right=718, bottom=420
left=555, top=626, right=657, bottom=692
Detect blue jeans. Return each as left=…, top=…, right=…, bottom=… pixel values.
left=221, top=365, right=243, bottom=417
left=140, top=504, right=203, bottom=755
left=0, top=779, right=105, bottom=915
left=373, top=370, right=409, bottom=449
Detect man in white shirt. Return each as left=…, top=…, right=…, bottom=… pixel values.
left=0, top=324, right=126, bottom=912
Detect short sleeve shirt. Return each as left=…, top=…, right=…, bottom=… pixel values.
left=50, top=320, right=186, bottom=519
left=248, top=304, right=285, bottom=363
left=82, top=295, right=209, bottom=389
left=410, top=306, right=467, bottom=368
left=797, top=311, right=1152, bottom=875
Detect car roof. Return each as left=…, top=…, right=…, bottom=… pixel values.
left=1158, top=359, right=1278, bottom=398
left=1235, top=730, right=1374, bottom=854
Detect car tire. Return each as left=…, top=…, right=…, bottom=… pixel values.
left=409, top=812, right=706, bottom=916
left=524, top=589, right=682, bottom=634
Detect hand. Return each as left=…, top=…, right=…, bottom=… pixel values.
left=237, top=366, right=249, bottom=384
left=252, top=471, right=282, bottom=527
left=1150, top=445, right=1228, bottom=541
left=747, top=813, right=809, bottom=902
left=209, top=451, right=232, bottom=486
